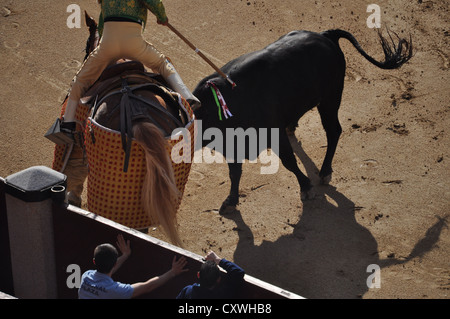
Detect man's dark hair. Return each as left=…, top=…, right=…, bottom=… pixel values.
left=199, top=261, right=221, bottom=289
left=93, top=244, right=118, bottom=274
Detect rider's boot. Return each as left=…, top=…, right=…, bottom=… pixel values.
left=165, top=72, right=201, bottom=111
left=60, top=99, right=78, bottom=142
left=45, top=99, right=78, bottom=145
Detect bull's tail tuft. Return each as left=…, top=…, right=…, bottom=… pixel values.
left=322, top=28, right=413, bottom=69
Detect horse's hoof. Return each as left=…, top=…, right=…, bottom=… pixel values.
left=219, top=203, right=237, bottom=215
left=320, top=174, right=332, bottom=185
left=67, top=191, right=81, bottom=207
left=286, top=128, right=295, bottom=136
left=137, top=228, right=149, bottom=234
left=301, top=187, right=315, bottom=201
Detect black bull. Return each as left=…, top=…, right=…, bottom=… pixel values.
left=192, top=29, right=412, bottom=212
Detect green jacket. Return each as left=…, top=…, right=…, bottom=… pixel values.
left=98, top=0, right=168, bottom=36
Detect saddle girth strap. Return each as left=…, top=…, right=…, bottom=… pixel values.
left=120, top=79, right=134, bottom=172
left=106, top=78, right=184, bottom=172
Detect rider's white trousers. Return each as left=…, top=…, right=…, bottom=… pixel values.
left=64, top=21, right=175, bottom=122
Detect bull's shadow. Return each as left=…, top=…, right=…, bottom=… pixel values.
left=222, top=137, right=447, bottom=298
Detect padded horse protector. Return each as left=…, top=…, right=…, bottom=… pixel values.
left=84, top=97, right=194, bottom=229
left=52, top=62, right=195, bottom=230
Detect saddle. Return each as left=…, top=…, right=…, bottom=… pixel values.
left=81, top=60, right=179, bottom=113
left=83, top=60, right=187, bottom=172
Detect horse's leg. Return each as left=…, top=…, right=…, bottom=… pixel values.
left=278, top=130, right=314, bottom=200
left=317, top=90, right=343, bottom=185
left=63, top=144, right=88, bottom=206
left=220, top=162, right=242, bottom=214
left=64, top=161, right=88, bottom=206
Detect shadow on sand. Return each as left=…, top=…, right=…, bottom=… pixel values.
left=221, top=137, right=448, bottom=298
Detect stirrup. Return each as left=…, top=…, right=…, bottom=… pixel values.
left=44, top=118, right=75, bottom=145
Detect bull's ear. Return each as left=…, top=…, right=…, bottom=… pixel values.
left=84, top=10, right=97, bottom=28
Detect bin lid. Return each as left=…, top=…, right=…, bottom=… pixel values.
left=5, top=166, right=67, bottom=202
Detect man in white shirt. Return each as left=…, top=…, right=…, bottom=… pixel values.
left=78, top=234, right=188, bottom=299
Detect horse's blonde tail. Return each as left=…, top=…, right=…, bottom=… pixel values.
left=133, top=122, right=182, bottom=246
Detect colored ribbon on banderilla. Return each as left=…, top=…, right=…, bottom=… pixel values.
left=206, top=80, right=233, bottom=121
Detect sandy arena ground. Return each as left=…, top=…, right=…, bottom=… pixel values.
left=0, top=0, right=448, bottom=298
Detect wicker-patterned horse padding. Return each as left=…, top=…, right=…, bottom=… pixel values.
left=52, top=80, right=196, bottom=230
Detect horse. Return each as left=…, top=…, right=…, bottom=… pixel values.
left=52, top=12, right=194, bottom=246
left=192, top=28, right=412, bottom=212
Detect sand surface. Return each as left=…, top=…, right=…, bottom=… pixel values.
left=0, top=0, right=448, bottom=298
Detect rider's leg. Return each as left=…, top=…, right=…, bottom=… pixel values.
left=165, top=65, right=202, bottom=110
left=127, top=31, right=201, bottom=110
left=59, top=52, right=111, bottom=139
left=64, top=41, right=118, bottom=123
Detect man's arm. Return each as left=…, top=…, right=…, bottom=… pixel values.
left=110, top=235, right=131, bottom=276
left=131, top=256, right=188, bottom=298
left=205, top=251, right=245, bottom=280
left=218, top=259, right=246, bottom=280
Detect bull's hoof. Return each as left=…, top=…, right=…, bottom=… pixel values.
left=320, top=174, right=332, bottom=185
left=219, top=195, right=238, bottom=215
left=301, top=187, right=315, bottom=201
left=219, top=202, right=237, bottom=215
left=286, top=128, right=296, bottom=136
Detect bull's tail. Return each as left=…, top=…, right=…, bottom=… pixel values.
left=322, top=28, right=412, bottom=69
left=133, top=122, right=182, bottom=246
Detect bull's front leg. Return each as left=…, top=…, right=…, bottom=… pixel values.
left=219, top=162, right=242, bottom=214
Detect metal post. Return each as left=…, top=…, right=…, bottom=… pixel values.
left=4, top=166, right=66, bottom=299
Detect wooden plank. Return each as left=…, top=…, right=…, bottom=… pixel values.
left=52, top=204, right=303, bottom=299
